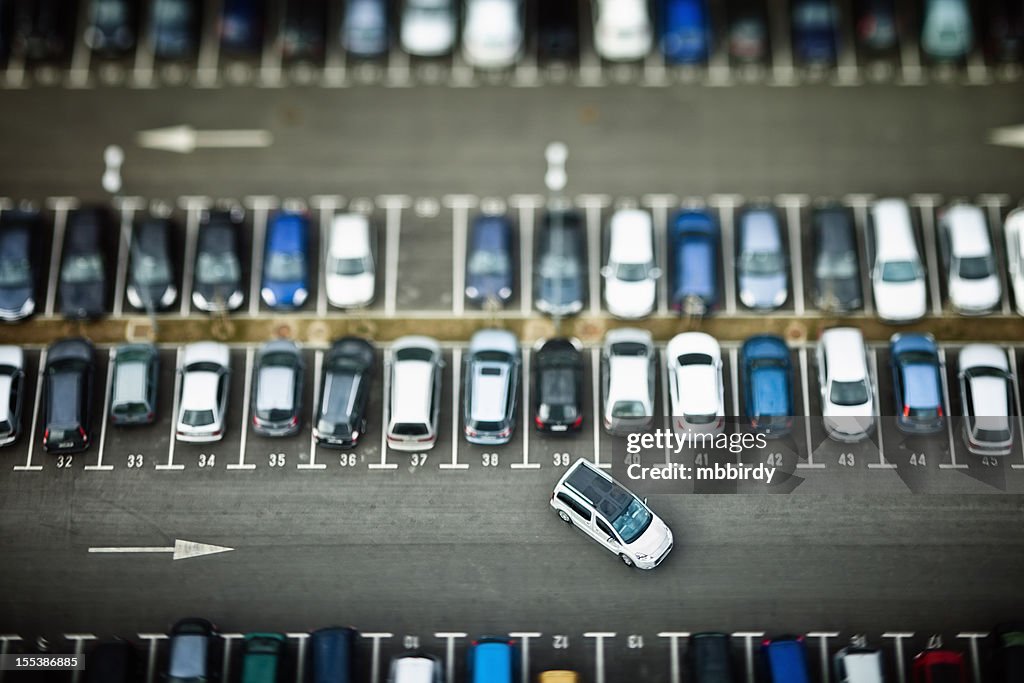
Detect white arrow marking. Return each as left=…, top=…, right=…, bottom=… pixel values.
left=136, top=125, right=273, bottom=153
left=88, top=539, right=234, bottom=560
left=989, top=125, right=1024, bottom=149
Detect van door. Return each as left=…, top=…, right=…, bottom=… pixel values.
left=594, top=516, right=623, bottom=553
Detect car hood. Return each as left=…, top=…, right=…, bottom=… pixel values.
left=467, top=273, right=512, bottom=300
left=194, top=281, right=242, bottom=308
left=739, top=273, right=787, bottom=309
left=605, top=279, right=655, bottom=318
left=627, top=515, right=672, bottom=557
left=816, top=275, right=861, bottom=310
left=949, top=275, right=1000, bottom=311
left=327, top=273, right=374, bottom=307
left=874, top=280, right=927, bottom=320
left=0, top=285, right=33, bottom=312
left=538, top=274, right=583, bottom=309
left=60, top=281, right=105, bottom=317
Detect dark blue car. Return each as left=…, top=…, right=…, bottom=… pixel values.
left=741, top=335, right=794, bottom=437
left=762, top=636, right=811, bottom=683
left=466, top=214, right=514, bottom=308
left=670, top=209, right=719, bottom=315
left=152, top=0, right=198, bottom=59
left=261, top=211, right=309, bottom=310
left=663, top=0, right=710, bottom=63
left=890, top=333, right=945, bottom=434
left=0, top=209, right=40, bottom=322
left=220, top=0, right=264, bottom=54
left=792, top=0, right=838, bottom=64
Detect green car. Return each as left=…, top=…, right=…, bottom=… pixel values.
left=241, top=633, right=286, bottom=683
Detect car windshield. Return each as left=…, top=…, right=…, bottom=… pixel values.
left=815, top=251, right=857, bottom=279
left=955, top=255, right=994, bottom=280
left=331, top=256, right=367, bottom=276
left=62, top=255, right=103, bottom=283
left=613, top=262, right=650, bottom=282
left=539, top=254, right=580, bottom=278
left=881, top=260, right=919, bottom=283
left=132, top=253, right=171, bottom=286
left=266, top=251, right=305, bottom=282
left=611, top=497, right=653, bottom=544
left=468, top=250, right=510, bottom=277
left=182, top=409, right=214, bottom=427
left=195, top=252, right=239, bottom=284
left=0, top=255, right=30, bottom=286
left=830, top=379, right=870, bottom=406
left=740, top=250, right=783, bottom=276
left=611, top=400, right=646, bottom=418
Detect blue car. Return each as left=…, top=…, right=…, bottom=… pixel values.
left=468, top=637, right=517, bottom=683
left=220, top=0, right=264, bottom=54
left=792, top=0, right=838, bottom=64
left=342, top=0, right=389, bottom=58
left=466, top=214, right=514, bottom=308
left=762, top=636, right=811, bottom=683
left=261, top=211, right=310, bottom=309
left=890, top=333, right=945, bottom=434
left=671, top=209, right=719, bottom=314
left=663, top=0, right=710, bottom=63
left=741, top=335, right=794, bottom=437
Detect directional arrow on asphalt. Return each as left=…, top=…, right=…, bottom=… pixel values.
left=88, top=539, right=234, bottom=560
left=136, top=125, right=273, bottom=153
left=989, top=125, right=1024, bottom=149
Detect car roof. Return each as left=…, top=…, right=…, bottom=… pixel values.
left=960, top=343, right=1009, bottom=372
left=267, top=212, right=307, bottom=252
left=564, top=460, right=634, bottom=521
left=470, top=215, right=511, bottom=250
left=821, top=328, right=867, bottom=381
left=943, top=205, right=991, bottom=258
left=814, top=206, right=855, bottom=253
left=739, top=209, right=781, bottom=251
left=608, top=356, right=651, bottom=403
left=469, top=329, right=518, bottom=355
left=181, top=369, right=221, bottom=410
left=113, top=358, right=149, bottom=404
left=49, top=372, right=82, bottom=426
left=0, top=345, right=24, bottom=369
left=257, top=365, right=296, bottom=411
left=392, top=357, right=437, bottom=424
left=183, top=342, right=229, bottom=369
left=609, top=209, right=653, bottom=262
left=668, top=332, right=720, bottom=361
left=469, top=360, right=511, bottom=422
left=872, top=199, right=918, bottom=259
left=329, top=213, right=371, bottom=258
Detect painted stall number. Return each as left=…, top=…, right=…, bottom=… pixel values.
left=339, top=453, right=357, bottom=467
left=403, top=635, right=420, bottom=649
left=482, top=453, right=499, bottom=467
left=127, top=454, right=144, bottom=468
left=198, top=453, right=216, bottom=468
left=56, top=455, right=73, bottom=468
left=910, top=453, right=926, bottom=466
left=839, top=453, right=856, bottom=467
left=553, top=635, right=569, bottom=649
left=269, top=453, right=286, bottom=467
left=553, top=452, right=571, bottom=467
left=765, top=453, right=783, bottom=466
left=411, top=453, right=429, bottom=467
left=627, top=635, right=644, bottom=649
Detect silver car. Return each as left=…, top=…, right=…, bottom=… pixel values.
left=921, top=0, right=972, bottom=60
left=463, top=329, right=520, bottom=445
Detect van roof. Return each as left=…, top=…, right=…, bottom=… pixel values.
left=391, top=359, right=436, bottom=425
left=609, top=209, right=654, bottom=263
left=871, top=199, right=919, bottom=259
left=943, top=205, right=991, bottom=258
left=821, top=328, right=867, bottom=382
left=329, top=214, right=371, bottom=259
left=564, top=460, right=634, bottom=522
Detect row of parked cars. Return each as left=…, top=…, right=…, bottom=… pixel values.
left=2, top=0, right=1020, bottom=70
left=67, top=619, right=1024, bottom=683
left=0, top=324, right=1018, bottom=455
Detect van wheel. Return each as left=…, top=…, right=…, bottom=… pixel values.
left=619, top=554, right=634, bottom=567
left=558, top=510, right=572, bottom=525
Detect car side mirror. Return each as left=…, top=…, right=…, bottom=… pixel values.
left=607, top=536, right=618, bottom=545
left=643, top=497, right=648, bottom=505
left=600, top=266, right=612, bottom=278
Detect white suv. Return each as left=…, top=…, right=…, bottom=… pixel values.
left=386, top=336, right=444, bottom=452
left=870, top=199, right=927, bottom=323
left=176, top=342, right=230, bottom=442
left=940, top=204, right=1001, bottom=315
left=551, top=458, right=673, bottom=569
left=817, top=328, right=874, bottom=442
left=326, top=213, right=375, bottom=309
left=666, top=332, right=725, bottom=433
left=601, top=208, right=660, bottom=319
left=958, top=344, right=1016, bottom=457
left=601, top=328, right=656, bottom=435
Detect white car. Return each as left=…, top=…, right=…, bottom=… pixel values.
left=870, top=199, right=927, bottom=323
left=1004, top=208, right=1024, bottom=316
left=601, top=209, right=660, bottom=319
left=551, top=458, right=673, bottom=569
left=593, top=0, right=653, bottom=61
left=325, top=213, right=375, bottom=308
left=176, top=342, right=230, bottom=443
left=940, top=204, right=1000, bottom=315
left=462, top=0, right=523, bottom=69
left=817, top=328, right=874, bottom=442
left=386, top=336, right=444, bottom=452
left=401, top=0, right=457, bottom=57
left=958, top=344, right=1016, bottom=457
left=601, top=328, right=656, bottom=435
left=666, top=332, right=725, bottom=434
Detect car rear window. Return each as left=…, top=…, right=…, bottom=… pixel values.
left=392, top=422, right=428, bottom=436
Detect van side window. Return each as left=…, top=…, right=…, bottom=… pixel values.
left=596, top=518, right=615, bottom=538
left=557, top=493, right=591, bottom=521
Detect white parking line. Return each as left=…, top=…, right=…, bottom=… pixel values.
left=509, top=632, right=541, bottom=683
left=157, top=348, right=185, bottom=470
left=844, top=194, right=875, bottom=315
left=512, top=347, right=539, bottom=469
left=866, top=348, right=892, bottom=469
left=64, top=634, right=96, bottom=683
left=642, top=194, right=677, bottom=316
left=371, top=347, right=397, bottom=470
left=178, top=197, right=210, bottom=315
left=441, top=348, right=468, bottom=470
left=510, top=195, right=543, bottom=316
left=577, top=195, right=611, bottom=315
left=937, top=347, right=968, bottom=469
left=229, top=347, right=257, bottom=470
left=979, top=194, right=1013, bottom=315
left=658, top=632, right=690, bottom=683
left=709, top=195, right=742, bottom=314
left=258, top=0, right=285, bottom=87
left=806, top=632, right=839, bottom=683
left=957, top=632, right=988, bottom=683
left=1007, top=351, right=1024, bottom=471
left=44, top=198, right=79, bottom=316
left=778, top=194, right=808, bottom=314
left=591, top=348, right=608, bottom=469
left=246, top=197, right=279, bottom=315
left=911, top=195, right=944, bottom=316
left=130, top=0, right=156, bottom=87
left=797, top=348, right=822, bottom=468
left=196, top=0, right=224, bottom=86
left=445, top=195, right=477, bottom=316
left=377, top=195, right=410, bottom=316
left=896, top=1, right=924, bottom=85
left=435, top=633, right=467, bottom=683
left=359, top=633, right=392, bottom=683
left=882, top=632, right=914, bottom=683
left=67, top=0, right=92, bottom=87
left=769, top=4, right=796, bottom=86
left=583, top=632, right=615, bottom=683
left=137, top=633, right=167, bottom=683
left=835, top=0, right=860, bottom=85
left=731, top=632, right=765, bottom=683
left=322, top=0, right=347, bottom=86
left=86, top=349, right=116, bottom=471
left=13, top=348, right=45, bottom=471
left=729, top=346, right=740, bottom=419
left=112, top=198, right=143, bottom=316
left=300, top=350, right=327, bottom=470
left=0, top=635, right=24, bottom=683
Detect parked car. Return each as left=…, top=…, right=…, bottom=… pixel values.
left=817, top=327, right=874, bottom=442
left=468, top=637, right=517, bottom=683
left=666, top=332, right=725, bottom=434
left=792, top=0, right=838, bottom=65
left=220, top=0, right=264, bottom=54
left=663, top=0, right=710, bottom=63
left=60, top=207, right=109, bottom=320
left=166, top=618, right=221, bottom=683
left=737, top=207, right=788, bottom=310
left=992, top=623, right=1024, bottom=683
left=151, top=0, right=198, bottom=59
left=310, top=627, right=358, bottom=683
left=176, top=342, right=231, bottom=443
left=727, top=1, right=769, bottom=63
left=400, top=0, right=456, bottom=57
left=240, top=633, right=286, bottom=683
left=194, top=209, right=244, bottom=312
left=537, top=0, right=578, bottom=60
left=538, top=673, right=579, bottom=683
left=535, top=207, right=587, bottom=316
left=890, top=333, right=945, bottom=435
left=871, top=199, right=927, bottom=323
left=127, top=217, right=177, bottom=311
left=812, top=204, right=862, bottom=312
left=262, top=211, right=310, bottom=310
left=911, top=649, right=968, bottom=683
left=602, top=208, right=660, bottom=318
left=601, top=328, right=656, bottom=435
left=670, top=209, right=719, bottom=315
left=958, top=344, right=1015, bottom=457
left=342, top=0, right=389, bottom=57
left=0, top=209, right=40, bottom=321
left=533, top=337, right=584, bottom=434
left=85, top=640, right=140, bottom=683
left=252, top=340, right=303, bottom=437
left=15, top=0, right=77, bottom=63
left=1006, top=208, right=1024, bottom=316
left=465, top=214, right=514, bottom=307
left=281, top=0, right=326, bottom=62
left=940, top=204, right=1000, bottom=315
left=551, top=457, right=674, bottom=568
left=921, top=0, right=973, bottom=60
left=42, top=338, right=95, bottom=454
left=0, top=345, right=25, bottom=446
left=326, top=213, right=375, bottom=308
left=854, top=0, right=898, bottom=53
left=463, top=329, right=520, bottom=445
left=687, top=632, right=736, bottom=683
left=834, top=645, right=885, bottom=683
left=593, top=0, right=653, bottom=61
left=741, top=335, right=794, bottom=437
left=386, top=336, right=443, bottom=452
left=84, top=0, right=136, bottom=56
left=389, top=652, right=443, bottom=683
left=315, top=337, right=375, bottom=449
left=463, top=0, right=523, bottom=69
left=986, top=0, right=1024, bottom=63
left=109, top=343, right=159, bottom=426
left=762, top=636, right=811, bottom=683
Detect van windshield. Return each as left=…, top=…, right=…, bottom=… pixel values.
left=612, top=498, right=653, bottom=544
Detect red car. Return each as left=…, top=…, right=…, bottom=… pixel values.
left=912, top=649, right=968, bottom=683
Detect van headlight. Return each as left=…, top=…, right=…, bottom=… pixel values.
left=634, top=553, right=650, bottom=560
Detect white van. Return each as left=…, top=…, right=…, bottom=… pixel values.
left=601, top=209, right=660, bottom=319
left=326, top=213, right=375, bottom=309
left=386, top=336, right=443, bottom=452
left=834, top=646, right=884, bottom=683
left=870, top=199, right=927, bottom=322
left=940, top=204, right=1000, bottom=315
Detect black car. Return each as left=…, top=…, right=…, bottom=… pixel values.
left=85, top=640, right=140, bottom=683
left=282, top=0, right=326, bottom=62
left=251, top=339, right=304, bottom=437
left=84, top=0, right=136, bottom=56
left=993, top=623, right=1024, bottom=683
left=315, top=337, right=375, bottom=449
left=152, top=0, right=199, bottom=59
left=534, top=208, right=587, bottom=317
left=533, top=337, right=583, bottom=433
left=986, top=0, right=1024, bottom=63
left=537, top=0, right=579, bottom=60
left=15, top=0, right=77, bottom=63
left=128, top=217, right=177, bottom=311
left=0, top=0, right=13, bottom=64
left=194, top=209, right=244, bottom=312
left=220, top=0, right=265, bottom=55
left=167, top=618, right=221, bottom=683
left=42, top=337, right=95, bottom=454
left=727, top=0, right=770, bottom=63
left=59, top=208, right=109, bottom=320
left=0, top=209, right=40, bottom=321
left=854, top=0, right=898, bottom=53
left=686, top=632, right=736, bottom=683
left=811, top=204, right=862, bottom=312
